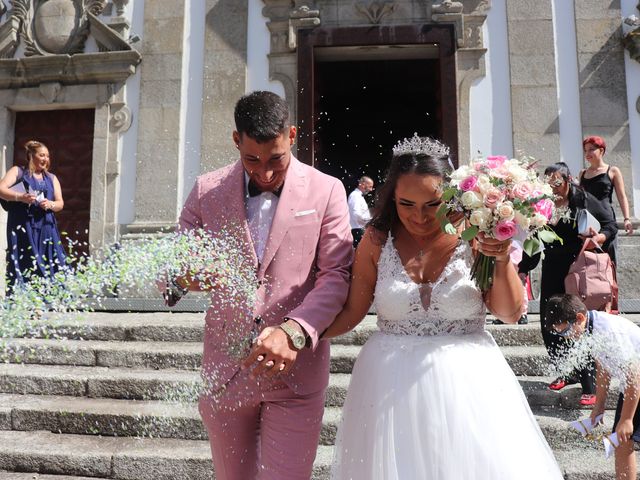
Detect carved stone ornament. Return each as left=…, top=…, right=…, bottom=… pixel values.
left=9, top=0, right=107, bottom=56
left=432, top=1, right=463, bottom=14
left=623, top=2, right=640, bottom=64
left=355, top=1, right=397, bottom=25
left=109, top=104, right=131, bottom=132
left=288, top=1, right=320, bottom=50
left=1, top=1, right=7, bottom=20
left=623, top=27, right=640, bottom=63
left=112, top=0, right=128, bottom=16
left=39, top=81, right=61, bottom=102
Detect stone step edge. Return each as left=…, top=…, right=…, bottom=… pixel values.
left=0, top=430, right=619, bottom=480
left=0, top=390, right=620, bottom=449
left=0, top=430, right=333, bottom=480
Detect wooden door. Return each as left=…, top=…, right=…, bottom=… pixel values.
left=13, top=109, right=94, bottom=257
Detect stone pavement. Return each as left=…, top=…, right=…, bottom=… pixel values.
left=1, top=312, right=638, bottom=479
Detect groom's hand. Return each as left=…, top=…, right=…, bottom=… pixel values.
left=242, top=326, right=298, bottom=379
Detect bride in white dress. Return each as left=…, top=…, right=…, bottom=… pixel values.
left=323, top=137, right=563, bottom=479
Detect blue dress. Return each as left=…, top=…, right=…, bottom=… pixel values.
left=5, top=168, right=67, bottom=292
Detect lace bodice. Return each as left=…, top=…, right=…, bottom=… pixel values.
left=374, top=235, right=486, bottom=336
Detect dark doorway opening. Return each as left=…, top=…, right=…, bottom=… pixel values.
left=13, top=109, right=95, bottom=258
left=314, top=57, right=441, bottom=191
left=297, top=24, right=458, bottom=196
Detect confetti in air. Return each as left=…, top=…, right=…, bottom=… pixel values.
left=0, top=227, right=258, bottom=368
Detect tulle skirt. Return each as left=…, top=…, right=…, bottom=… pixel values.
left=331, top=331, right=563, bottom=480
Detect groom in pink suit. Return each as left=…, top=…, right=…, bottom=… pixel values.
left=174, top=91, right=353, bottom=479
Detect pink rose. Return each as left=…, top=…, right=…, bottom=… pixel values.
left=534, top=198, right=554, bottom=220
left=459, top=176, right=478, bottom=192
left=483, top=188, right=504, bottom=209
left=511, top=182, right=533, bottom=200
left=494, top=220, right=517, bottom=241
left=486, top=155, right=508, bottom=169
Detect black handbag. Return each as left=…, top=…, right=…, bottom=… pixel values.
left=0, top=166, right=25, bottom=211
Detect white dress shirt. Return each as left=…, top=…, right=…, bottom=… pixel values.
left=245, top=173, right=279, bottom=263
left=347, top=188, right=371, bottom=229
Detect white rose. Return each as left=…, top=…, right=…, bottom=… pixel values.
left=475, top=175, right=492, bottom=195
left=469, top=207, right=493, bottom=230
left=540, top=183, right=553, bottom=196
left=514, top=210, right=531, bottom=230
left=507, top=164, right=528, bottom=183
left=461, top=190, right=483, bottom=209
left=450, top=165, right=473, bottom=185
left=530, top=212, right=548, bottom=228
left=497, top=201, right=515, bottom=220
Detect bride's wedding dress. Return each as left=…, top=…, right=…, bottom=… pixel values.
left=331, top=237, right=563, bottom=479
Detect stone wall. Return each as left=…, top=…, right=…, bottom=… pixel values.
left=200, top=0, right=249, bottom=173
left=129, top=1, right=187, bottom=231
left=505, top=1, right=561, bottom=161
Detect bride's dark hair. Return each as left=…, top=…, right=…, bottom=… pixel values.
left=368, top=152, right=452, bottom=235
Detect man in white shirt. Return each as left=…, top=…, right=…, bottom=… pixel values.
left=173, top=91, right=353, bottom=480
left=348, top=176, right=374, bottom=247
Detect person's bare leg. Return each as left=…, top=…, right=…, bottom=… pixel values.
left=615, top=440, right=636, bottom=480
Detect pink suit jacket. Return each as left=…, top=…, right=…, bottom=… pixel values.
left=179, top=156, right=353, bottom=395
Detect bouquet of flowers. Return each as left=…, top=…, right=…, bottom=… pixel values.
left=437, top=155, right=562, bottom=291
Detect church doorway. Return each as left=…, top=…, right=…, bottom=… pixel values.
left=297, top=24, right=458, bottom=193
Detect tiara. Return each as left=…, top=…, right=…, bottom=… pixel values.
left=392, top=133, right=450, bottom=157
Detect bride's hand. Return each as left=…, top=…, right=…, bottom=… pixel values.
left=475, top=233, right=511, bottom=263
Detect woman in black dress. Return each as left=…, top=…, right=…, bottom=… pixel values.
left=579, top=135, right=633, bottom=264
left=541, top=162, right=617, bottom=406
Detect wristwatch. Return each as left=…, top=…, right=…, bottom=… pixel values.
left=279, top=322, right=307, bottom=350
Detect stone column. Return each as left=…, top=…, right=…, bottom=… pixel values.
left=505, top=2, right=561, bottom=160
left=575, top=0, right=632, bottom=213
left=200, top=0, right=249, bottom=173
left=129, top=1, right=187, bottom=231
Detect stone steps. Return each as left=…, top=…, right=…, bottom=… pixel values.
left=2, top=336, right=553, bottom=376
left=0, top=312, right=632, bottom=479
left=0, top=390, right=620, bottom=448
left=0, top=429, right=617, bottom=480
left=0, top=431, right=333, bottom=480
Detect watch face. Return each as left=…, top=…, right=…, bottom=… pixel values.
left=292, top=335, right=306, bottom=349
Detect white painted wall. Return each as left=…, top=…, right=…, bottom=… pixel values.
left=622, top=0, right=640, bottom=218
left=117, top=0, right=144, bottom=225
left=468, top=0, right=513, bottom=159
left=551, top=0, right=583, bottom=175
left=178, top=0, right=206, bottom=211
left=246, top=0, right=285, bottom=96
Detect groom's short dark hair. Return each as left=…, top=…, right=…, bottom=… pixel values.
left=234, top=91, right=290, bottom=143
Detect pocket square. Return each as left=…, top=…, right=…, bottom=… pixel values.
left=295, top=209, right=316, bottom=217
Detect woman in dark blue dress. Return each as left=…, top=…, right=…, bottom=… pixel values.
left=0, top=140, right=66, bottom=293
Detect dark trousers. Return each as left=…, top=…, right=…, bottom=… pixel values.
left=541, top=256, right=596, bottom=395
left=351, top=228, right=364, bottom=248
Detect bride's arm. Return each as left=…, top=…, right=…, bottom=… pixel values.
left=475, top=234, right=524, bottom=324
left=322, top=228, right=381, bottom=339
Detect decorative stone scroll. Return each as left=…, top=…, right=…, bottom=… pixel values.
left=109, top=103, right=131, bottom=133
